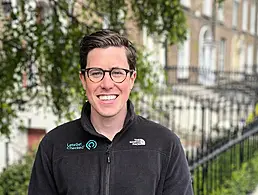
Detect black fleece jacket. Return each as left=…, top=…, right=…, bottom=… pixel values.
left=28, top=100, right=193, bottom=195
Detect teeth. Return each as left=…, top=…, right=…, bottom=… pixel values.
left=99, top=95, right=117, bottom=100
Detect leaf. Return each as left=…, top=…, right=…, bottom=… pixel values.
left=0, top=0, right=187, bottom=136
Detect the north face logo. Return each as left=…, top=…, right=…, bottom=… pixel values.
left=129, top=138, right=146, bottom=146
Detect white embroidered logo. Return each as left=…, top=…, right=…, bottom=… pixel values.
left=129, top=138, right=146, bottom=146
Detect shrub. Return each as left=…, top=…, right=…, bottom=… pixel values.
left=0, top=152, right=35, bottom=194
left=211, top=152, right=258, bottom=195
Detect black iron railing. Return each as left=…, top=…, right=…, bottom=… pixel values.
left=165, top=65, right=258, bottom=89
left=134, top=66, right=258, bottom=194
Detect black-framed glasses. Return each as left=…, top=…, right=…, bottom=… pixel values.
left=81, top=67, right=134, bottom=83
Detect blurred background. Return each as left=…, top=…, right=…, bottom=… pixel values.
left=0, top=0, right=258, bottom=194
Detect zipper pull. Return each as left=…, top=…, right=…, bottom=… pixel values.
left=106, top=143, right=112, bottom=163
left=107, top=156, right=111, bottom=163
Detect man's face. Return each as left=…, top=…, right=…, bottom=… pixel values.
left=80, top=46, right=136, bottom=118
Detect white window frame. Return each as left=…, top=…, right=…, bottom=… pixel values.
left=242, top=0, right=248, bottom=31
left=250, top=0, right=256, bottom=34
left=142, top=27, right=166, bottom=86
left=103, top=15, right=110, bottom=29
left=247, top=44, right=253, bottom=74
left=232, top=0, right=239, bottom=28
left=177, top=31, right=190, bottom=79
left=180, top=0, right=191, bottom=8
left=198, top=26, right=216, bottom=85
left=256, top=49, right=258, bottom=72
left=143, top=27, right=165, bottom=64
left=10, top=0, right=17, bottom=6
left=217, top=2, right=224, bottom=22
left=239, top=43, right=246, bottom=74
left=202, top=0, right=212, bottom=17
left=257, top=13, right=258, bottom=35
left=257, top=12, right=258, bottom=35
left=218, top=38, right=226, bottom=72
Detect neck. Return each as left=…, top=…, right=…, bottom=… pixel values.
left=90, top=107, right=127, bottom=141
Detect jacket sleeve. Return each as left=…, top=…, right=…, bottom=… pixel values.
left=28, top=140, right=58, bottom=194
left=162, top=138, right=194, bottom=195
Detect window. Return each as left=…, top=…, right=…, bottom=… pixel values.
left=250, top=0, right=256, bottom=34
left=203, top=0, right=212, bottom=17
left=199, top=26, right=216, bottom=85
left=247, top=44, right=253, bottom=74
left=2, top=0, right=12, bottom=16
left=257, top=49, right=258, bottom=72
left=103, top=10, right=125, bottom=29
left=242, top=0, right=248, bottom=31
left=180, top=0, right=191, bottom=8
left=217, top=2, right=224, bottom=22
left=143, top=27, right=166, bottom=65
left=239, top=43, right=246, bottom=74
left=218, top=38, right=226, bottom=72
left=22, top=63, right=38, bottom=88
left=36, top=1, right=49, bottom=24
left=103, top=15, right=110, bottom=29
left=232, top=0, right=239, bottom=28
left=142, top=27, right=166, bottom=85
left=28, top=128, right=46, bottom=151
left=257, top=13, right=258, bottom=35
left=177, top=31, right=190, bottom=79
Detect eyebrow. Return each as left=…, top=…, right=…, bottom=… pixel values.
left=89, top=66, right=125, bottom=70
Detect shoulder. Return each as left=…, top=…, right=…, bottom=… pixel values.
left=136, top=115, right=179, bottom=140
left=40, top=119, right=82, bottom=148
left=46, top=119, right=81, bottom=137
left=134, top=115, right=182, bottom=153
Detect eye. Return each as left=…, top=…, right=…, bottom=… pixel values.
left=89, top=69, right=103, bottom=77
left=112, top=69, right=126, bottom=76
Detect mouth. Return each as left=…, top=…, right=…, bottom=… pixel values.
left=97, top=95, right=118, bottom=101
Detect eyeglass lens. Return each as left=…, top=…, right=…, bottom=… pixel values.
left=87, top=68, right=128, bottom=83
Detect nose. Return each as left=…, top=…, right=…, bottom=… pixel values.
left=100, top=72, right=114, bottom=89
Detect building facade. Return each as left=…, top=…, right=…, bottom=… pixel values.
left=166, top=0, right=258, bottom=86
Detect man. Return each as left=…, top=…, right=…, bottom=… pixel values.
left=28, top=29, right=193, bottom=194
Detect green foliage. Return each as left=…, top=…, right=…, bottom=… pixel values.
left=210, top=152, right=258, bottom=195
left=0, top=152, right=35, bottom=194
left=131, top=0, right=187, bottom=44
left=0, top=0, right=187, bottom=136
left=218, top=0, right=225, bottom=5
left=246, top=103, right=258, bottom=124
left=192, top=138, right=258, bottom=195
left=131, top=49, right=165, bottom=99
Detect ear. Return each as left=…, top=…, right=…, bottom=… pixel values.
left=129, top=71, right=137, bottom=89
left=79, top=72, right=87, bottom=91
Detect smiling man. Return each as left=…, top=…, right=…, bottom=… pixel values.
left=28, top=29, right=193, bottom=195
left=79, top=45, right=136, bottom=141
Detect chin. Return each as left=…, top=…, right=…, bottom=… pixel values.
left=97, top=106, right=124, bottom=118
left=98, top=111, right=119, bottom=118
left=92, top=102, right=127, bottom=118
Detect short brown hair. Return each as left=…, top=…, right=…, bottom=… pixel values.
left=80, top=29, right=137, bottom=70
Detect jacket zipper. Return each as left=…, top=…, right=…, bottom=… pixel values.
left=105, top=144, right=112, bottom=195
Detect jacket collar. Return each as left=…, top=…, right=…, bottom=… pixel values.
left=80, top=100, right=136, bottom=138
